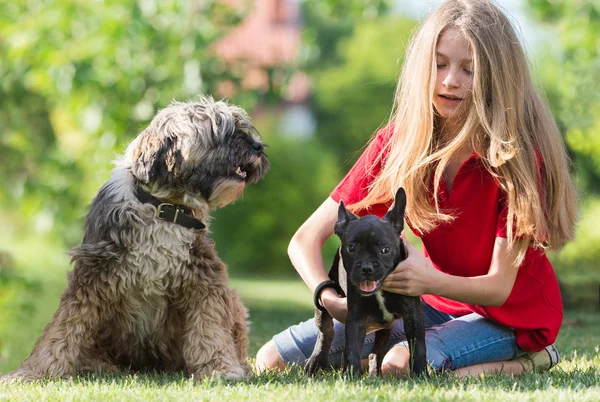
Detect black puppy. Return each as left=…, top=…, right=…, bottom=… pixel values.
left=305, top=188, right=427, bottom=377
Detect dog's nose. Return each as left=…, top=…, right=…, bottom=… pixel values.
left=252, top=141, right=264, bottom=153
left=361, top=264, right=374, bottom=276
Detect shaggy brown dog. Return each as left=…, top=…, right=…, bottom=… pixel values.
left=1, top=97, right=269, bottom=382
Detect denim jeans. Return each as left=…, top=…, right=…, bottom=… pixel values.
left=272, top=299, right=524, bottom=372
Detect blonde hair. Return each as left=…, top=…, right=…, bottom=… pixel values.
left=351, top=0, right=578, bottom=264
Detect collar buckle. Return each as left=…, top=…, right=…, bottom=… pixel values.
left=155, top=203, right=183, bottom=223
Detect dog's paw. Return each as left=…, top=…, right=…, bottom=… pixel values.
left=190, top=361, right=250, bottom=382
left=222, top=364, right=250, bottom=381
left=81, top=364, right=124, bottom=377
left=0, top=369, right=40, bottom=383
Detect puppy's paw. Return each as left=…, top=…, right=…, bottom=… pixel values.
left=343, top=364, right=363, bottom=377
left=368, top=353, right=379, bottom=377
left=304, top=355, right=328, bottom=375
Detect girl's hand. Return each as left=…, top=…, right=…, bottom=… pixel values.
left=382, top=239, right=440, bottom=296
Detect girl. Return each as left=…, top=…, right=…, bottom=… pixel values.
left=256, top=0, right=578, bottom=376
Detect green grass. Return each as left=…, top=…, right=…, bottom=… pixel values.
left=0, top=240, right=599, bottom=401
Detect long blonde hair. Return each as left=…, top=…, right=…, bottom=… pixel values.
left=351, top=0, right=578, bottom=264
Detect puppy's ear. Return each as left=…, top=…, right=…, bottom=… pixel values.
left=131, top=130, right=183, bottom=184
left=334, top=200, right=357, bottom=238
left=384, top=187, right=406, bottom=235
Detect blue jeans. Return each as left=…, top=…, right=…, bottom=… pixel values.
left=272, top=300, right=524, bottom=372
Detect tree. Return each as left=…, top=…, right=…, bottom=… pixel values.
left=526, top=0, right=600, bottom=192
left=310, top=17, right=417, bottom=165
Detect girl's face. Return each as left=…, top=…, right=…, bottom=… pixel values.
left=433, top=28, right=474, bottom=123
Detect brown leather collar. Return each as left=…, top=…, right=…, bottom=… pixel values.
left=134, top=186, right=206, bottom=230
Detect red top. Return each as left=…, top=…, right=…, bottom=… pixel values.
left=330, top=126, right=563, bottom=352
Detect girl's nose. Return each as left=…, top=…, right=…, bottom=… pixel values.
left=443, top=70, right=460, bottom=88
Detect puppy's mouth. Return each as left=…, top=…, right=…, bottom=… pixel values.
left=356, top=280, right=383, bottom=296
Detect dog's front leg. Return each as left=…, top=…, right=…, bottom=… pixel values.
left=1, top=284, right=102, bottom=382
left=181, top=287, right=250, bottom=381
left=230, top=291, right=250, bottom=363
left=403, top=298, right=428, bottom=376
left=343, top=305, right=367, bottom=376
left=305, top=307, right=334, bottom=374
left=368, top=327, right=392, bottom=377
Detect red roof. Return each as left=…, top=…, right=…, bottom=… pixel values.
left=213, top=0, right=301, bottom=68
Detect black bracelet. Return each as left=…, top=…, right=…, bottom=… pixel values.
left=314, top=280, right=342, bottom=312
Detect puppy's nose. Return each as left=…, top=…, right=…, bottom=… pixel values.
left=361, top=264, right=374, bottom=276
left=252, top=141, right=264, bottom=153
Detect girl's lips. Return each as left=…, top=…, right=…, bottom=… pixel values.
left=438, top=94, right=463, bottom=104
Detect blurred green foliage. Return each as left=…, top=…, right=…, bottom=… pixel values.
left=526, top=0, right=600, bottom=307
left=0, top=252, right=39, bottom=334
left=527, top=0, right=600, bottom=192
left=311, top=17, right=416, bottom=164
left=300, top=0, right=390, bottom=69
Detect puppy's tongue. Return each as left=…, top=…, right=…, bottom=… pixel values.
left=359, top=280, right=378, bottom=293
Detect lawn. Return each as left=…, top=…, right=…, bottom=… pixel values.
left=0, top=241, right=599, bottom=401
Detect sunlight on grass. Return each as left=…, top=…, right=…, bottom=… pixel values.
left=0, top=366, right=599, bottom=401
left=231, top=278, right=312, bottom=309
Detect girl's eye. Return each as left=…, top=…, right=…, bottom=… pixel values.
left=381, top=247, right=390, bottom=255
left=347, top=245, right=355, bottom=253
left=436, top=64, right=446, bottom=68
left=463, top=69, right=473, bottom=76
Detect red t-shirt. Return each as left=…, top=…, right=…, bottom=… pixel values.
left=330, top=126, right=563, bottom=352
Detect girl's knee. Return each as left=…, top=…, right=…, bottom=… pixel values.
left=255, top=340, right=286, bottom=373
left=381, top=346, right=411, bottom=377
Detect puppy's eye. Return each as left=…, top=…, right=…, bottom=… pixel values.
left=381, top=247, right=390, bottom=254
left=346, top=245, right=355, bottom=253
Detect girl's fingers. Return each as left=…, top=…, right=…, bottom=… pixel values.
left=386, top=271, right=406, bottom=282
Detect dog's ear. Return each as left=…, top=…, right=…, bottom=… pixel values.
left=131, top=129, right=183, bottom=184
left=384, top=187, right=406, bottom=235
left=334, top=200, right=357, bottom=238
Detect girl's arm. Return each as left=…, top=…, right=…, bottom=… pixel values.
left=287, top=197, right=348, bottom=322
left=382, top=237, right=520, bottom=306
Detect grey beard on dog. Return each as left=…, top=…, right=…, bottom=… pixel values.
left=1, top=96, right=269, bottom=382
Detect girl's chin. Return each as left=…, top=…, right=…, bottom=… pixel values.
left=434, top=105, right=466, bottom=122
left=437, top=110, right=460, bottom=121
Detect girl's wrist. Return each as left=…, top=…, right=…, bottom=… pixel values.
left=425, top=261, right=444, bottom=295
left=320, top=288, right=341, bottom=306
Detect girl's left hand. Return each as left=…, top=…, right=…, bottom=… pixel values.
left=381, top=239, right=441, bottom=296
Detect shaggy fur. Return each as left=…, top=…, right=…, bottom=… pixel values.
left=2, top=97, right=269, bottom=382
